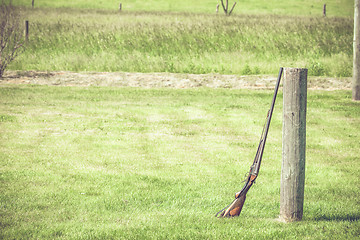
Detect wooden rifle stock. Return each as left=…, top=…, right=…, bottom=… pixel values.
left=219, top=194, right=246, bottom=217
left=216, top=68, right=283, bottom=218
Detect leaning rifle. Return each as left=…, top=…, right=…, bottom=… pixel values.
left=216, top=67, right=283, bottom=218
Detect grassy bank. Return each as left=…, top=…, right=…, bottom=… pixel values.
left=0, top=85, right=359, bottom=239
left=10, top=8, right=353, bottom=77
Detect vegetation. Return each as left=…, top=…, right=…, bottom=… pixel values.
left=218, top=0, right=237, bottom=16
left=0, top=85, right=359, bottom=239
left=8, top=7, right=353, bottom=77
left=0, top=1, right=358, bottom=239
left=0, top=1, right=26, bottom=77
left=12, top=0, right=354, bottom=17
left=0, top=0, right=350, bottom=77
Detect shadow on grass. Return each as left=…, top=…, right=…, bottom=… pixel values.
left=315, top=214, right=360, bottom=222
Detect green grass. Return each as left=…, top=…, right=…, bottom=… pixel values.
left=13, top=0, right=354, bottom=17
left=9, top=8, right=353, bottom=77
left=0, top=85, right=359, bottom=239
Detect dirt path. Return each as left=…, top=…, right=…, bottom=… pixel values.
left=0, top=70, right=352, bottom=90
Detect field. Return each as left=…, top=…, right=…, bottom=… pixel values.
left=0, top=84, right=359, bottom=239
left=1, top=0, right=359, bottom=239
left=5, top=0, right=354, bottom=77
left=12, top=0, right=355, bottom=16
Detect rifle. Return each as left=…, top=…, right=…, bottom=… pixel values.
left=216, top=67, right=283, bottom=218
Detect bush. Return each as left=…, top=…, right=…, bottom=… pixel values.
left=307, top=60, right=329, bottom=76
left=0, top=0, right=26, bottom=78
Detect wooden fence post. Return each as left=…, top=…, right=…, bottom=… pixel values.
left=280, top=68, right=308, bottom=222
left=32, top=0, right=34, bottom=8
left=323, top=4, right=326, bottom=17
left=119, top=3, right=122, bottom=11
left=25, top=20, right=29, bottom=41
left=353, top=0, right=360, bottom=100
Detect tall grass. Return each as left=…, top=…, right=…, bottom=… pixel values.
left=11, top=8, right=353, bottom=77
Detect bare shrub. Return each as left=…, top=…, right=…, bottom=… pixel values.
left=220, top=0, right=237, bottom=16
left=0, top=0, right=26, bottom=78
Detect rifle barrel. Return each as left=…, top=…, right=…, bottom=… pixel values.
left=253, top=67, right=283, bottom=175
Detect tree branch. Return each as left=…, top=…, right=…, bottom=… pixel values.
left=228, top=2, right=237, bottom=16
left=220, top=0, right=227, bottom=14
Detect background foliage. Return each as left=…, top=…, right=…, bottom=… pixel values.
left=5, top=0, right=354, bottom=77
left=12, top=0, right=354, bottom=16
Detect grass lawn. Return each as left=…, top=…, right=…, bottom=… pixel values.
left=0, top=85, right=359, bottom=239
